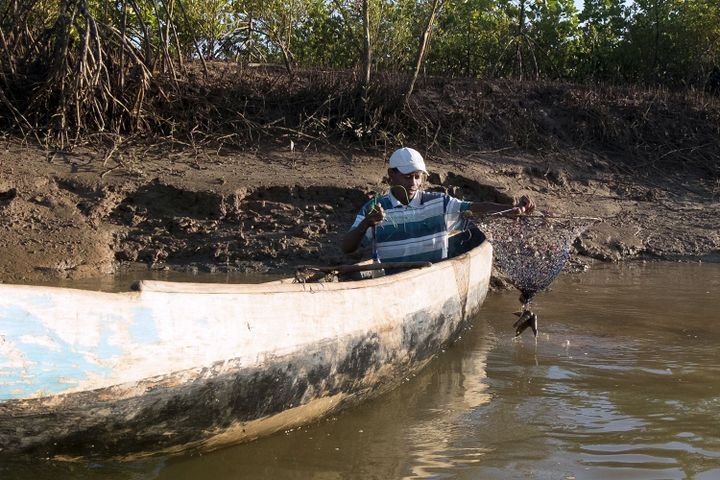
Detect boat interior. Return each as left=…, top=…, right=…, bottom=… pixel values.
left=293, top=222, right=486, bottom=284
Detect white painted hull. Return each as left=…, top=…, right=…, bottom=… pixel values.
left=0, top=241, right=492, bottom=458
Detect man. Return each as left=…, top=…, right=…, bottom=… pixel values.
left=341, top=147, right=535, bottom=263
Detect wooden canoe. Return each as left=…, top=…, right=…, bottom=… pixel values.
left=0, top=240, right=492, bottom=459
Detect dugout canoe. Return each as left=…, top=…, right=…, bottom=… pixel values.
left=0, top=240, right=492, bottom=460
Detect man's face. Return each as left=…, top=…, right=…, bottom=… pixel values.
left=388, top=168, right=425, bottom=201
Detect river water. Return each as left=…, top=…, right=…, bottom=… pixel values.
left=3, top=262, right=719, bottom=479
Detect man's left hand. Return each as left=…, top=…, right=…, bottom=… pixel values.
left=512, top=195, right=535, bottom=215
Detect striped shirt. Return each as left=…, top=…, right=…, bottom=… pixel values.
left=350, top=190, right=473, bottom=263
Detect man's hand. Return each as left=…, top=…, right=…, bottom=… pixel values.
left=341, top=203, right=385, bottom=254
left=510, top=195, right=535, bottom=216
left=365, top=203, right=385, bottom=226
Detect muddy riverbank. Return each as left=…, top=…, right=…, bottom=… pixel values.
left=0, top=138, right=718, bottom=285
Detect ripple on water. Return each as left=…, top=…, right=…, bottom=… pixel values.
left=573, top=440, right=720, bottom=479
left=3, top=263, right=720, bottom=480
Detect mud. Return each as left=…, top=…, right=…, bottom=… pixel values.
left=0, top=139, right=718, bottom=285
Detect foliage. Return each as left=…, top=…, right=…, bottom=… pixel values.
left=622, top=0, right=720, bottom=85
left=576, top=0, right=628, bottom=81
left=0, top=0, right=718, bottom=145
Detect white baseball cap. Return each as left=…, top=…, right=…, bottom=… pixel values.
left=388, top=147, right=427, bottom=174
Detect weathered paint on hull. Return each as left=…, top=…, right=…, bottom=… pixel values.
left=0, top=242, right=492, bottom=459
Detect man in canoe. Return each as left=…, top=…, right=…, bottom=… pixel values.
left=341, top=147, right=535, bottom=264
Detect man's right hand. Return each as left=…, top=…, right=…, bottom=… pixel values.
left=341, top=203, right=385, bottom=254
left=365, top=203, right=385, bottom=226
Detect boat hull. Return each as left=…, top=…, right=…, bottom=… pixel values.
left=0, top=242, right=492, bottom=459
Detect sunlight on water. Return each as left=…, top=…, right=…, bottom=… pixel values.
left=2, top=262, right=719, bottom=480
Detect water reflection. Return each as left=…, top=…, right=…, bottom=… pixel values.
left=403, top=325, right=494, bottom=479
left=476, top=262, right=720, bottom=480
left=150, top=321, right=496, bottom=480
left=3, top=262, right=719, bottom=480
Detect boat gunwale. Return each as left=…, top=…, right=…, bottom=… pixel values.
left=0, top=242, right=491, bottom=297
left=134, top=240, right=491, bottom=294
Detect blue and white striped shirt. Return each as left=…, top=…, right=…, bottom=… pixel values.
left=350, top=191, right=473, bottom=263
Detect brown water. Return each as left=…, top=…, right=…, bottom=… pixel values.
left=3, top=262, right=719, bottom=479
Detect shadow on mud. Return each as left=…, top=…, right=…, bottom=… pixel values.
left=99, top=174, right=510, bottom=275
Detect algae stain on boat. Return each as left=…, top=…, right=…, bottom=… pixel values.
left=210, top=393, right=347, bottom=447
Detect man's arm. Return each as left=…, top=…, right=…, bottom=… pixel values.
left=340, top=204, right=385, bottom=254
left=468, top=195, right=535, bottom=217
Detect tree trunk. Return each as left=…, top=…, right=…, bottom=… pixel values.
left=118, top=0, right=127, bottom=89
left=52, top=0, right=71, bottom=71
left=653, top=0, right=661, bottom=83
left=126, top=0, right=153, bottom=70
left=279, top=42, right=295, bottom=75
left=516, top=0, right=526, bottom=80
left=405, top=0, right=443, bottom=103
left=361, top=0, right=372, bottom=111
left=175, top=0, right=208, bottom=76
